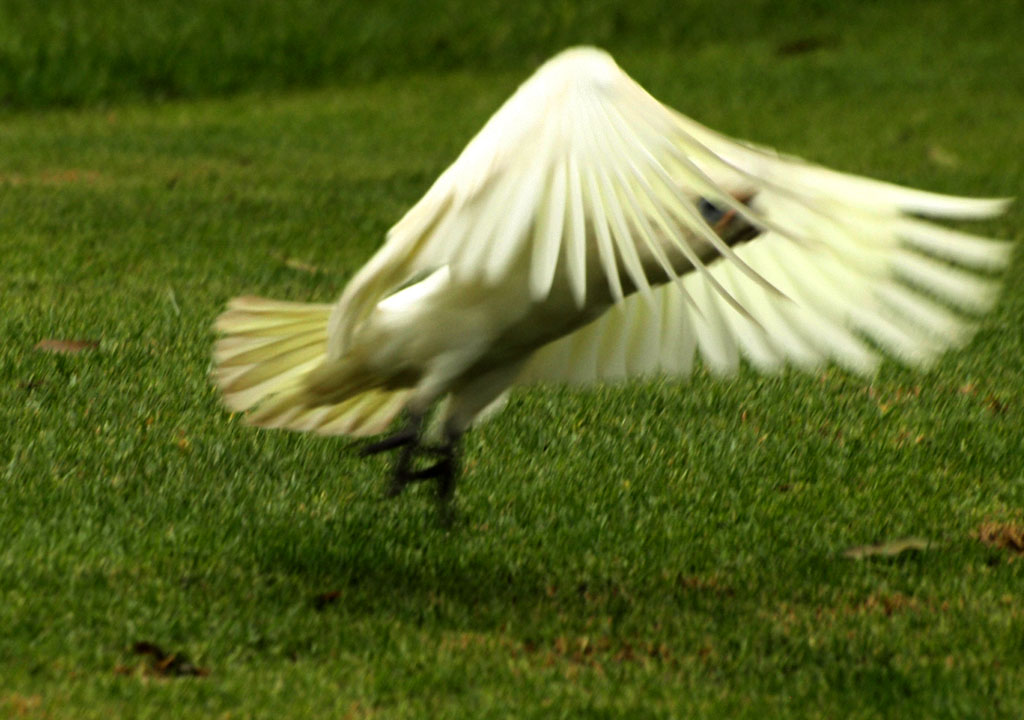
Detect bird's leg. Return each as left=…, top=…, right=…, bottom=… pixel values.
left=359, top=413, right=462, bottom=523
left=360, top=412, right=425, bottom=497
left=408, top=426, right=462, bottom=527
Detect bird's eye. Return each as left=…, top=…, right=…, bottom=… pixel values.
left=697, top=197, right=725, bottom=225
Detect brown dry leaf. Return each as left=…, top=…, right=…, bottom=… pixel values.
left=893, top=429, right=928, bottom=448
left=854, top=592, right=918, bottom=616
left=34, top=339, right=99, bottom=354
left=975, top=522, right=1024, bottom=555
left=985, top=394, right=1008, bottom=415
left=676, top=574, right=735, bottom=597
left=843, top=537, right=931, bottom=559
left=175, top=430, right=191, bottom=452
left=130, top=641, right=209, bottom=678
left=776, top=36, right=836, bottom=56
left=313, top=590, right=342, bottom=611
left=2, top=693, right=43, bottom=716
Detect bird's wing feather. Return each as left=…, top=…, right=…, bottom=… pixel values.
left=518, top=192, right=1009, bottom=384
left=327, top=49, right=783, bottom=354
left=330, top=47, right=1010, bottom=382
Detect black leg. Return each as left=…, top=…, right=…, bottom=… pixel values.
left=388, top=432, right=459, bottom=500
left=434, top=427, right=460, bottom=507
left=359, top=412, right=424, bottom=498
left=385, top=439, right=419, bottom=498
left=359, top=413, right=462, bottom=524
left=415, top=428, right=460, bottom=527
left=359, top=413, right=423, bottom=456
left=434, top=441, right=458, bottom=529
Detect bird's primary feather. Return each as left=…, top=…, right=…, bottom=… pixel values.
left=213, top=46, right=1011, bottom=445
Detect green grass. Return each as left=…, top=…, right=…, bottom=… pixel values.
left=2, top=3, right=1024, bottom=718
left=0, top=0, right=1020, bottom=110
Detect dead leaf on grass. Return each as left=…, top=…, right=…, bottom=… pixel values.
left=854, top=592, right=918, bottom=616
left=313, top=590, right=342, bottom=610
left=2, top=693, right=43, bottom=716
left=975, top=522, right=1024, bottom=556
left=174, top=429, right=191, bottom=452
left=125, top=641, right=209, bottom=677
left=985, top=394, right=1008, bottom=415
left=34, top=339, right=99, bottom=354
left=676, top=574, right=735, bottom=597
left=776, top=36, right=837, bottom=56
left=843, top=537, right=931, bottom=559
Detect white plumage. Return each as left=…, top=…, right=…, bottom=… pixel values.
left=213, top=47, right=1010, bottom=497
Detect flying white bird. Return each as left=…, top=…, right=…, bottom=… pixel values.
left=213, top=47, right=1011, bottom=515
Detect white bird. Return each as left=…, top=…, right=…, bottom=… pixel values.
left=213, top=47, right=1011, bottom=515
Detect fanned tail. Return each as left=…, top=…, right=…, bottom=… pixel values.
left=212, top=296, right=406, bottom=437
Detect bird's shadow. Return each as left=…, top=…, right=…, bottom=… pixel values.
left=251, top=510, right=548, bottom=614
left=238, top=486, right=762, bottom=658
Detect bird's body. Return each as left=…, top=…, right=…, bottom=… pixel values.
left=213, top=47, right=1011, bottom=509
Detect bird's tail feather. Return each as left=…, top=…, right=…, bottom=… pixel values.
left=212, top=296, right=406, bottom=436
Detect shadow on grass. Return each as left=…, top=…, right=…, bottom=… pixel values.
left=243, top=497, right=750, bottom=638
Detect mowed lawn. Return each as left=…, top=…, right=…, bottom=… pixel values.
left=2, top=10, right=1024, bottom=720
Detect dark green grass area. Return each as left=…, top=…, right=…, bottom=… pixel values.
left=0, top=0, right=1021, bottom=110
left=2, top=5, right=1024, bottom=718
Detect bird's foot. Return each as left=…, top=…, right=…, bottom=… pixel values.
left=361, top=413, right=459, bottom=525
left=389, top=445, right=458, bottom=527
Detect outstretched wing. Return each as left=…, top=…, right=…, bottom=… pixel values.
left=331, top=46, right=1010, bottom=378
left=327, top=47, right=763, bottom=354
left=517, top=203, right=1008, bottom=385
